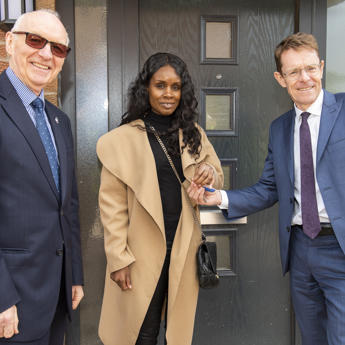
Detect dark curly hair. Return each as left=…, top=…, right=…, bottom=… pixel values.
left=120, top=52, right=201, bottom=157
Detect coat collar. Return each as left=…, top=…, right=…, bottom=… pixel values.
left=0, top=72, right=61, bottom=202
left=98, top=120, right=165, bottom=238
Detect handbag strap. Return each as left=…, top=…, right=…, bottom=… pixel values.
left=149, top=125, right=205, bottom=239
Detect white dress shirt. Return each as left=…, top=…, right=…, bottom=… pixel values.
left=218, top=90, right=330, bottom=225
left=292, top=90, right=329, bottom=224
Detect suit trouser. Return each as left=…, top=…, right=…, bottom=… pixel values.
left=135, top=252, right=170, bottom=345
left=290, top=226, right=345, bottom=345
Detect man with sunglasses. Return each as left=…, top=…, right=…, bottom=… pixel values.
left=0, top=9, right=83, bottom=345
left=188, top=32, right=345, bottom=345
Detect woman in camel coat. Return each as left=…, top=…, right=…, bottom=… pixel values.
left=97, top=53, right=223, bottom=345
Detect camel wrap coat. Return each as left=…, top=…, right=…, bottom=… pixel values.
left=97, top=119, right=223, bottom=345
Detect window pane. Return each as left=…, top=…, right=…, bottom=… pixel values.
left=25, top=0, right=34, bottom=12
left=326, top=0, right=345, bottom=93
left=0, top=0, right=4, bottom=20
left=206, top=235, right=231, bottom=270
left=206, top=94, right=232, bottom=130
left=206, top=22, right=232, bottom=58
left=8, top=1, right=22, bottom=19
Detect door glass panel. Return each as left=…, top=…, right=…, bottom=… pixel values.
left=222, top=165, right=231, bottom=190
left=201, top=87, right=237, bottom=136
left=206, top=22, right=232, bottom=58
left=326, top=0, right=345, bottom=93
left=206, top=94, right=232, bottom=130
left=206, top=234, right=231, bottom=270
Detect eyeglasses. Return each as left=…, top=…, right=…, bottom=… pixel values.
left=12, top=31, right=71, bottom=58
left=282, top=63, right=321, bottom=81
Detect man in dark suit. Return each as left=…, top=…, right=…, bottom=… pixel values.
left=188, top=32, right=345, bottom=345
left=0, top=9, right=83, bottom=345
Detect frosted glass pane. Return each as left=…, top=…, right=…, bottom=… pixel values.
left=206, top=22, right=232, bottom=58
left=206, top=235, right=231, bottom=270
left=206, top=94, right=232, bottom=130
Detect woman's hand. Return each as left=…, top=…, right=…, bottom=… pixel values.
left=192, top=162, right=215, bottom=187
left=110, top=266, right=132, bottom=291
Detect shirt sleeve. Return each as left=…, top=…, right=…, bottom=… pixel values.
left=217, top=190, right=229, bottom=209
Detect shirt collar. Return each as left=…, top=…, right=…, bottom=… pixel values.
left=6, top=67, right=45, bottom=109
left=294, top=89, right=324, bottom=119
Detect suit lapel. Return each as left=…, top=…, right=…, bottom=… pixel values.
left=46, top=103, right=66, bottom=201
left=317, top=90, right=342, bottom=163
left=0, top=73, right=59, bottom=200
left=285, top=109, right=295, bottom=186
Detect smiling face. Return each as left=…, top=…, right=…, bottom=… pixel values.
left=147, top=64, right=182, bottom=116
left=6, top=12, right=68, bottom=95
left=274, top=48, right=324, bottom=111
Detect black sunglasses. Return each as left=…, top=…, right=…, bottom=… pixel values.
left=12, top=31, right=71, bottom=58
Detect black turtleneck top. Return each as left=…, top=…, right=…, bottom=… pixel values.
left=144, top=112, right=185, bottom=249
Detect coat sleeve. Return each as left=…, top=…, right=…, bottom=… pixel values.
left=99, top=166, right=135, bottom=273
left=198, top=125, right=224, bottom=189
left=223, top=124, right=278, bottom=219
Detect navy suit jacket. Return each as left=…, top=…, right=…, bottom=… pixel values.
left=224, top=90, right=345, bottom=274
left=0, top=72, right=83, bottom=341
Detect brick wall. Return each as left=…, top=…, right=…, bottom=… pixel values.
left=0, top=0, right=58, bottom=105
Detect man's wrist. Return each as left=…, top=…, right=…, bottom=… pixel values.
left=218, top=190, right=229, bottom=209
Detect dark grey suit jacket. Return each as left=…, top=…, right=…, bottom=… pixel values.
left=0, top=71, right=83, bottom=341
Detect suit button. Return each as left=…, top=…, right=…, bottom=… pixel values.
left=290, top=198, right=293, bottom=204
left=60, top=210, right=64, bottom=216
left=56, top=249, right=63, bottom=256
left=286, top=226, right=290, bottom=232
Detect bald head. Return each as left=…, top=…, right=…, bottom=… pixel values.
left=12, top=10, right=69, bottom=45
left=5, top=9, right=70, bottom=95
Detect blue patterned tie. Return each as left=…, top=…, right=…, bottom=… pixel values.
left=300, top=112, right=320, bottom=238
left=31, top=98, right=60, bottom=193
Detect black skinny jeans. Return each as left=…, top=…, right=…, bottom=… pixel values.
left=135, top=252, right=171, bottom=345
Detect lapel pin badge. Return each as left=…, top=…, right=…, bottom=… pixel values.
left=55, top=117, right=59, bottom=124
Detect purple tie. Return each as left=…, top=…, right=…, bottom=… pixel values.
left=300, top=112, right=321, bottom=238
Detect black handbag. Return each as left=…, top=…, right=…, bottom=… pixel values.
left=150, top=126, right=220, bottom=289
left=197, top=234, right=219, bottom=289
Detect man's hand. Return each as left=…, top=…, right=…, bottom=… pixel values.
left=110, top=266, right=132, bottom=291
left=72, top=285, right=84, bottom=310
left=187, top=181, right=222, bottom=206
left=0, top=305, right=19, bottom=338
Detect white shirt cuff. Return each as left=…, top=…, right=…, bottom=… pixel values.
left=217, top=190, right=229, bottom=209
